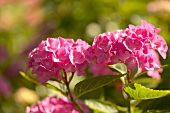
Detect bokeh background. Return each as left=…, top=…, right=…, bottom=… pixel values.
left=0, top=0, right=170, bottom=112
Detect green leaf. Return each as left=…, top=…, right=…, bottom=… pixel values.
left=124, top=83, right=170, bottom=100
left=84, top=99, right=118, bottom=113
left=78, top=87, right=104, bottom=99
left=74, top=75, right=124, bottom=98
left=20, top=71, right=66, bottom=96
left=46, top=80, right=67, bottom=94
left=138, top=95, right=170, bottom=112
left=145, top=110, right=169, bottom=113
left=133, top=77, right=160, bottom=89
left=108, top=63, right=127, bottom=74
left=133, top=64, right=170, bottom=80
left=20, top=71, right=39, bottom=84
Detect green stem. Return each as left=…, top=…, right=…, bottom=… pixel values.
left=132, top=64, right=170, bottom=81
left=127, top=97, right=131, bottom=113
left=63, top=70, right=73, bottom=100
left=68, top=72, right=75, bottom=84
left=72, top=99, right=85, bottom=113
left=63, top=70, right=85, bottom=113
left=124, top=70, right=132, bottom=113
left=127, top=70, right=132, bottom=84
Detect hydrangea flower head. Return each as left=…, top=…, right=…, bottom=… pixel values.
left=26, top=96, right=89, bottom=113
left=123, top=20, right=168, bottom=70
left=27, top=37, right=90, bottom=84
left=86, top=20, right=168, bottom=79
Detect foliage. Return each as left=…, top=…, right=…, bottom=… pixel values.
left=0, top=0, right=170, bottom=113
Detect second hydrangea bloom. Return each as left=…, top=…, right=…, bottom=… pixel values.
left=86, top=20, right=168, bottom=78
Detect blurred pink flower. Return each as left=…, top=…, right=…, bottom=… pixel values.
left=85, top=20, right=168, bottom=79
left=27, top=37, right=90, bottom=84
left=147, top=0, right=170, bottom=14
left=26, top=96, right=89, bottom=113
left=24, top=8, right=44, bottom=26
left=0, top=76, right=11, bottom=97
left=22, top=0, right=44, bottom=26
left=21, top=0, right=42, bottom=8
left=0, top=0, right=15, bottom=5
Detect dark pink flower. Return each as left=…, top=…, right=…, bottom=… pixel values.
left=27, top=37, right=90, bottom=84
left=26, top=96, right=89, bottom=113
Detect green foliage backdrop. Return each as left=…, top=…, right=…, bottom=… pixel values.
left=0, top=0, right=170, bottom=112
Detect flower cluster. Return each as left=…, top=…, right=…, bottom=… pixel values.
left=86, top=20, right=168, bottom=75
left=26, top=20, right=168, bottom=113
left=26, top=96, right=89, bottom=113
left=27, top=20, right=168, bottom=83
left=27, top=37, right=90, bottom=84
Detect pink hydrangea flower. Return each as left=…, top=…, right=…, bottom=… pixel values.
left=138, top=50, right=163, bottom=80
left=86, top=20, right=168, bottom=78
left=26, top=96, right=89, bottom=113
left=27, top=37, right=90, bottom=84
left=86, top=30, right=139, bottom=70
left=123, top=20, right=168, bottom=70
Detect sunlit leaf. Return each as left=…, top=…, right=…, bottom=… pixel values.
left=84, top=99, right=118, bottom=113
left=47, top=80, right=67, bottom=94
left=20, top=71, right=39, bottom=84
left=145, top=110, right=169, bottom=113
left=124, top=83, right=170, bottom=100
left=108, top=63, right=127, bottom=74
left=74, top=75, right=124, bottom=98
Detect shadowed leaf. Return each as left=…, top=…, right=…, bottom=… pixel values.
left=74, top=74, right=124, bottom=98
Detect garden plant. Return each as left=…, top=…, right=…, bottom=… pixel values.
left=21, top=20, right=170, bottom=113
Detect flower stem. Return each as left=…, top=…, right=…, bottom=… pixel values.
left=72, top=98, right=85, bottom=113
left=68, top=72, right=75, bottom=84
left=127, top=70, right=132, bottom=84
left=63, top=70, right=73, bottom=100
left=125, top=70, right=132, bottom=113
left=63, top=70, right=85, bottom=113
left=127, top=98, right=131, bottom=113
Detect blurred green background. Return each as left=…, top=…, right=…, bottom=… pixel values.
left=0, top=0, right=170, bottom=113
